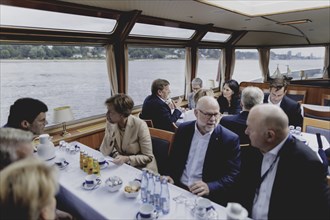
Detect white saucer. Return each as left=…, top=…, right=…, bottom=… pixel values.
left=82, top=179, right=101, bottom=190
left=55, top=161, right=69, bottom=170
left=136, top=212, right=158, bottom=220
left=99, top=161, right=110, bottom=170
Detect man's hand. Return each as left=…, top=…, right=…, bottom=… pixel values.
left=189, top=181, right=209, bottom=196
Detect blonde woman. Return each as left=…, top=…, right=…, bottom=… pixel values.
left=100, top=94, right=158, bottom=173
left=0, top=157, right=59, bottom=220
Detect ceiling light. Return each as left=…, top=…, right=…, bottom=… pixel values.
left=277, top=19, right=312, bottom=25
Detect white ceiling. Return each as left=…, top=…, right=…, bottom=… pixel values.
left=59, top=0, right=330, bottom=46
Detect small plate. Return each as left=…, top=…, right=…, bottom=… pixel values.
left=55, top=161, right=69, bottom=170
left=99, top=161, right=110, bottom=170
left=82, top=179, right=101, bottom=190
left=136, top=211, right=158, bottom=220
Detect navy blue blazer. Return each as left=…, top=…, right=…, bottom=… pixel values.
left=140, top=94, right=181, bottom=132
left=220, top=111, right=249, bottom=145
left=167, top=121, right=241, bottom=206
left=217, top=95, right=241, bottom=115
left=236, top=136, right=330, bottom=220
left=264, top=95, right=303, bottom=127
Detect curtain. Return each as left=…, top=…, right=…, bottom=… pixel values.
left=105, top=44, right=118, bottom=95
left=258, top=48, right=270, bottom=82
left=228, top=48, right=236, bottom=79
left=218, top=47, right=236, bottom=90
left=185, top=47, right=192, bottom=99
left=124, top=44, right=129, bottom=92
left=323, top=45, right=329, bottom=79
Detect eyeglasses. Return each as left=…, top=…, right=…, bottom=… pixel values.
left=197, top=109, right=220, bottom=119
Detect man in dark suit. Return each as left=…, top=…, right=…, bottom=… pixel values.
left=166, top=96, right=241, bottom=206
left=140, top=79, right=182, bottom=132
left=239, top=104, right=329, bottom=219
left=220, top=86, right=264, bottom=145
left=264, top=77, right=303, bottom=127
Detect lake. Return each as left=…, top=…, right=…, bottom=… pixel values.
left=0, top=59, right=323, bottom=125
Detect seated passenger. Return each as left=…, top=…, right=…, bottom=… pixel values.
left=0, top=128, right=73, bottom=220
left=238, top=104, right=330, bottom=219
left=166, top=96, right=240, bottom=206
left=140, top=79, right=182, bottom=132
left=264, top=77, right=303, bottom=127
left=4, top=97, right=48, bottom=135
left=217, top=79, right=241, bottom=115
left=187, top=77, right=203, bottom=109
left=100, top=94, right=158, bottom=173
left=0, top=157, right=59, bottom=220
left=220, top=86, right=264, bottom=145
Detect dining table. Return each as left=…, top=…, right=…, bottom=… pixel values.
left=46, top=141, right=233, bottom=220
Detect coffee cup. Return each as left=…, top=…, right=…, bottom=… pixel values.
left=55, top=157, right=67, bottom=167
left=226, top=202, right=248, bottom=220
left=136, top=204, right=157, bottom=220
left=84, top=174, right=99, bottom=187
left=194, top=198, right=213, bottom=219
left=98, top=157, right=106, bottom=166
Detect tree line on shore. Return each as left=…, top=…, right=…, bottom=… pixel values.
left=0, top=45, right=319, bottom=60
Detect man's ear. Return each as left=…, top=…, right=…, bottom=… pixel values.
left=157, top=89, right=162, bottom=96
left=20, top=120, right=30, bottom=129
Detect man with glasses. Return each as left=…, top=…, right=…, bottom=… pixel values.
left=166, top=96, right=240, bottom=206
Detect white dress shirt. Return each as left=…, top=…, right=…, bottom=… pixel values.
left=180, top=123, right=213, bottom=187
left=252, top=134, right=289, bottom=220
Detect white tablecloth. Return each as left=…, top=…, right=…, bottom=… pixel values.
left=297, top=132, right=330, bottom=151
left=49, top=142, right=229, bottom=220
left=301, top=104, right=330, bottom=116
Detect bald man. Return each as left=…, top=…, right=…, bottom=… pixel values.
left=238, top=104, right=329, bottom=219
left=166, top=96, right=240, bottom=206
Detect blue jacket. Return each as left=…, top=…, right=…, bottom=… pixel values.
left=236, top=136, right=330, bottom=219
left=140, top=94, right=181, bottom=132
left=217, top=95, right=241, bottom=115
left=220, top=111, right=249, bottom=145
left=264, top=95, right=303, bottom=127
left=167, top=121, right=241, bottom=206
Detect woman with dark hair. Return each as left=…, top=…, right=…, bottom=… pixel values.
left=100, top=94, right=158, bottom=173
left=217, top=79, right=241, bottom=115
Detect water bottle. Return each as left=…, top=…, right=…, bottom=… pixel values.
left=147, top=171, right=155, bottom=205
left=160, top=177, right=170, bottom=215
left=140, top=168, right=149, bottom=203
left=154, top=174, right=162, bottom=212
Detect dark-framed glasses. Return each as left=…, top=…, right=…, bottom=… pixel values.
left=197, top=109, right=220, bottom=119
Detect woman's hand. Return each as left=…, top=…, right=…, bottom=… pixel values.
left=112, top=155, right=129, bottom=165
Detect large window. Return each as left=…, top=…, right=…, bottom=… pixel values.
left=0, top=45, right=110, bottom=126
left=233, top=49, right=261, bottom=83
left=197, top=49, right=221, bottom=88
left=0, top=5, right=117, bottom=33
left=130, top=23, right=195, bottom=39
left=127, top=47, right=186, bottom=105
left=269, top=47, right=325, bottom=80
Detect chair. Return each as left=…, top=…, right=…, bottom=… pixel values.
left=138, top=112, right=154, bottom=128
left=321, top=94, right=330, bottom=106
left=286, top=90, right=307, bottom=104
left=149, top=127, right=175, bottom=174
left=303, top=107, right=330, bottom=121
left=302, top=117, right=330, bottom=143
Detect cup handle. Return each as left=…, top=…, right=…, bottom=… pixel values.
left=135, top=212, right=140, bottom=220
left=96, top=178, right=101, bottom=185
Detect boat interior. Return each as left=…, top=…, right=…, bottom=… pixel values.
left=1, top=0, right=329, bottom=148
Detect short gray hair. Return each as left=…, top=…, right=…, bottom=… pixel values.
left=241, top=86, right=264, bottom=110
left=192, top=78, right=203, bottom=87
left=0, top=128, right=33, bottom=169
